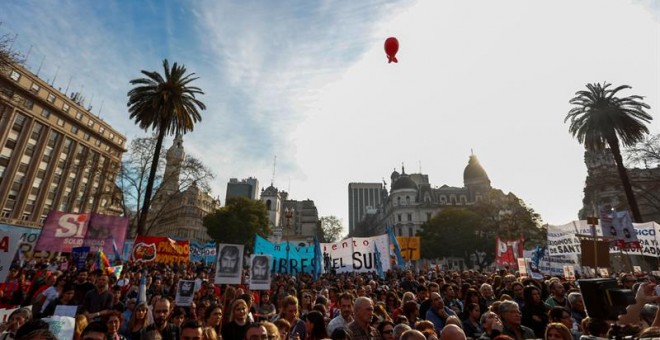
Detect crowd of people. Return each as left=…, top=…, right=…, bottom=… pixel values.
left=1, top=257, right=660, bottom=340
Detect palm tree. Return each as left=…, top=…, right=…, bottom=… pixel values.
left=565, top=82, right=652, bottom=223
left=127, top=59, right=206, bottom=235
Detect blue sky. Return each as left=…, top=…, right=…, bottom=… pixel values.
left=2, top=0, right=659, bottom=235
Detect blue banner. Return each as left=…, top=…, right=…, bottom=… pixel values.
left=72, top=246, right=90, bottom=270
left=190, top=241, right=204, bottom=263
left=122, top=240, right=134, bottom=261
left=204, top=242, right=217, bottom=266
left=253, top=235, right=317, bottom=275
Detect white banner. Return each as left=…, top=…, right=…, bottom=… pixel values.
left=547, top=221, right=660, bottom=257
left=214, top=244, right=244, bottom=285
left=249, top=255, right=272, bottom=290
left=0, top=231, right=22, bottom=283
left=175, top=280, right=195, bottom=306
left=321, top=234, right=390, bottom=274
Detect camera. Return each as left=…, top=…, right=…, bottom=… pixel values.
left=578, top=278, right=635, bottom=320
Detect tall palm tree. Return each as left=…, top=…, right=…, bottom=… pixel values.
left=565, top=82, right=652, bottom=223
left=127, top=59, right=206, bottom=235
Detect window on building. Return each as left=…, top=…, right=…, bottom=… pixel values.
left=99, top=126, right=105, bottom=134
left=408, top=227, right=413, bottom=237
left=57, top=118, right=64, bottom=127
left=426, top=212, right=432, bottom=221
left=30, top=83, right=40, bottom=93
left=407, top=213, right=412, bottom=221
left=47, top=93, right=56, bottom=103
left=22, top=98, right=34, bottom=109
left=10, top=70, right=20, bottom=81
left=87, top=119, right=94, bottom=127
left=397, top=214, right=402, bottom=222
left=83, top=133, right=90, bottom=141
left=75, top=111, right=83, bottom=120
left=62, top=103, right=70, bottom=112
left=12, top=114, right=26, bottom=132
left=71, top=126, right=79, bottom=134
left=41, top=108, right=51, bottom=118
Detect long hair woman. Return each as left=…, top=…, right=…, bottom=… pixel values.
left=221, top=299, right=250, bottom=340
left=205, top=304, right=223, bottom=337
left=123, top=302, right=149, bottom=340
left=105, top=310, right=127, bottom=340
left=463, top=302, right=484, bottom=339
left=521, top=285, right=549, bottom=338
left=303, top=310, right=328, bottom=340
left=377, top=320, right=395, bottom=340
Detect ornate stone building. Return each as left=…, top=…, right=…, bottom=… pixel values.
left=148, top=135, right=220, bottom=241
left=353, top=154, right=492, bottom=237
left=579, top=148, right=660, bottom=223
left=260, top=184, right=321, bottom=243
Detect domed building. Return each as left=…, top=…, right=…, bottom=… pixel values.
left=375, top=154, right=492, bottom=237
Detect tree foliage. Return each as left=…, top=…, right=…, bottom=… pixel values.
left=204, top=197, right=270, bottom=251
left=319, top=216, right=345, bottom=242
left=565, top=82, right=653, bottom=222
left=418, top=189, right=546, bottom=269
left=117, top=136, right=214, bottom=233
left=0, top=25, right=23, bottom=72
left=127, top=59, right=206, bottom=235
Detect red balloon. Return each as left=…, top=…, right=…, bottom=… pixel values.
left=384, top=37, right=399, bottom=63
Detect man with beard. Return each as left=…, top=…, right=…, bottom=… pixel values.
left=145, top=298, right=180, bottom=340
left=82, top=274, right=113, bottom=322
left=327, top=293, right=354, bottom=334
left=419, top=282, right=439, bottom=320
left=251, top=256, right=269, bottom=281
left=73, top=268, right=96, bottom=305
left=218, top=246, right=240, bottom=275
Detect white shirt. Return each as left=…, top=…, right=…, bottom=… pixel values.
left=327, top=314, right=351, bottom=335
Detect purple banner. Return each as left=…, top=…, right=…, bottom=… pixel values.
left=72, top=246, right=90, bottom=270
left=83, top=214, right=129, bottom=255
left=35, top=212, right=90, bottom=253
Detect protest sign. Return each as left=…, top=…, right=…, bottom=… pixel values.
left=35, top=212, right=90, bottom=253
left=396, top=237, right=421, bottom=260
left=54, top=305, right=78, bottom=318
left=254, top=235, right=316, bottom=275
left=205, top=242, right=217, bottom=265
left=495, top=237, right=523, bottom=267
left=0, top=224, right=45, bottom=260
left=321, top=234, right=390, bottom=274
left=215, top=244, right=243, bottom=284
left=0, top=230, right=21, bottom=282
left=517, top=258, right=529, bottom=278
left=83, top=214, right=129, bottom=254
left=190, top=241, right=205, bottom=263
left=563, top=265, right=576, bottom=281
left=71, top=247, right=90, bottom=271
left=175, top=280, right=195, bottom=306
left=43, top=315, right=75, bottom=340
left=249, top=255, right=272, bottom=290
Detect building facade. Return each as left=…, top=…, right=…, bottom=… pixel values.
left=0, top=62, right=125, bottom=228
left=226, top=177, right=259, bottom=200
left=148, top=135, right=220, bottom=241
left=579, top=148, right=660, bottom=223
left=352, top=154, right=492, bottom=237
left=347, top=182, right=384, bottom=235
left=260, top=184, right=321, bottom=242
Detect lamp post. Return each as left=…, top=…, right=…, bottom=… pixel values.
left=284, top=207, right=294, bottom=274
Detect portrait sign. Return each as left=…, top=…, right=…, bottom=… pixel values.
left=214, top=244, right=243, bottom=285
left=249, top=255, right=272, bottom=290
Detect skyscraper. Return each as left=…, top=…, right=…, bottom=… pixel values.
left=226, top=177, right=260, bottom=200
left=348, top=183, right=384, bottom=234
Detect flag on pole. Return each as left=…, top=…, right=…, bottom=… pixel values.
left=313, top=236, right=322, bottom=281
left=387, top=225, right=404, bottom=266
left=111, top=236, right=122, bottom=261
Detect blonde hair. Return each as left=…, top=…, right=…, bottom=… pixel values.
left=203, top=327, right=219, bottom=340
left=260, top=321, right=280, bottom=340
left=545, top=323, right=572, bottom=340
left=229, top=299, right=248, bottom=322
left=74, top=314, right=88, bottom=340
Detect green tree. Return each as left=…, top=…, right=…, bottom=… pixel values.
left=418, top=208, right=482, bottom=267
left=319, top=216, right=345, bottom=242
left=204, top=197, right=270, bottom=251
left=127, top=59, right=206, bottom=235
left=566, top=82, right=653, bottom=222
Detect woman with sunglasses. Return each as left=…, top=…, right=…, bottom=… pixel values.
left=377, top=320, right=395, bottom=340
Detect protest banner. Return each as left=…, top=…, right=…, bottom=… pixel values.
left=35, top=212, right=90, bottom=253
left=563, top=265, right=576, bottom=281
left=83, top=214, right=129, bottom=255
left=205, top=242, right=217, bottom=265
left=254, top=235, right=316, bottom=274
left=0, top=224, right=45, bottom=260
left=215, top=244, right=243, bottom=284
left=54, top=305, right=78, bottom=318
left=495, top=237, right=523, bottom=267
left=249, top=255, right=272, bottom=290
left=321, top=234, right=390, bottom=274
left=190, top=241, right=205, bottom=263
left=0, top=231, right=21, bottom=282
left=131, top=236, right=189, bottom=264
left=71, top=247, right=90, bottom=271
left=517, top=258, right=529, bottom=278
left=122, top=240, right=134, bottom=261
left=175, top=280, right=195, bottom=306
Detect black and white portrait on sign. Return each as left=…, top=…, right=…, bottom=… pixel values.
left=249, top=254, right=271, bottom=290
left=175, top=280, right=195, bottom=306
left=214, top=244, right=244, bottom=285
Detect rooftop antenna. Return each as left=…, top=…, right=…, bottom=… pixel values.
left=50, top=65, right=60, bottom=86
left=271, top=155, right=277, bottom=186
left=87, top=93, right=94, bottom=111
left=8, top=34, right=17, bottom=50
left=419, top=160, right=422, bottom=173
left=64, top=76, right=73, bottom=96
left=24, top=44, right=33, bottom=65
left=98, top=100, right=104, bottom=118
left=35, top=55, right=45, bottom=77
